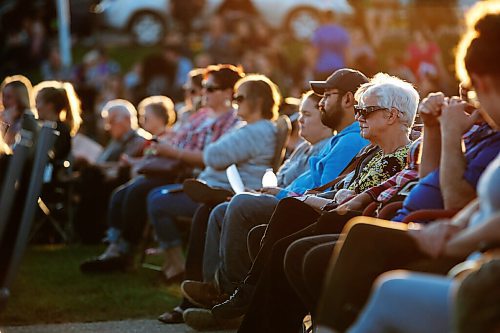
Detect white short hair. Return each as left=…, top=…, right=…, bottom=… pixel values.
left=101, top=99, right=138, bottom=129
left=355, top=73, right=419, bottom=130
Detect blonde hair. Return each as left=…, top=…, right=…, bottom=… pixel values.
left=234, top=74, right=282, bottom=121
left=34, top=81, right=83, bottom=136
left=138, top=95, right=176, bottom=127
left=1, top=75, right=35, bottom=116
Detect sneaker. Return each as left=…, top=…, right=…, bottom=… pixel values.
left=181, top=280, right=228, bottom=309
left=80, top=244, right=133, bottom=273
left=183, top=308, right=242, bottom=331
left=211, top=283, right=255, bottom=320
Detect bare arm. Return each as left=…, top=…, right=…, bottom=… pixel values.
left=439, top=103, right=481, bottom=209
left=445, top=213, right=500, bottom=258
left=418, top=93, right=445, bottom=178
left=155, top=142, right=205, bottom=168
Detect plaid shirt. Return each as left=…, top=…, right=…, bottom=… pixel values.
left=364, top=138, right=422, bottom=204
left=169, top=107, right=239, bottom=151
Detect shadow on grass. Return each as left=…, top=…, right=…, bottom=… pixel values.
left=0, top=245, right=180, bottom=326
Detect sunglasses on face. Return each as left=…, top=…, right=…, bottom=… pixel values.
left=354, top=105, right=389, bottom=118
left=232, top=94, right=245, bottom=104
left=202, top=82, right=225, bottom=93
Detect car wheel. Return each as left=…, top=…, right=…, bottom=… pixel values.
left=284, top=7, right=321, bottom=40
left=129, top=11, right=165, bottom=46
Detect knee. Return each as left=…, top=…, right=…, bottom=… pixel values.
left=373, top=270, right=409, bottom=298
left=147, top=188, right=166, bottom=219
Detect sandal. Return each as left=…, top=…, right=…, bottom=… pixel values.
left=158, top=306, right=184, bottom=324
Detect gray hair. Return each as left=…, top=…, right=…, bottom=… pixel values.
left=355, top=73, right=419, bottom=132
left=101, top=99, right=138, bottom=129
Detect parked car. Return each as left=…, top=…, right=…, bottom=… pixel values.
left=94, top=0, right=352, bottom=45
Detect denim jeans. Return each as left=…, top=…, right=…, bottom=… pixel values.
left=202, top=193, right=279, bottom=293
left=107, top=176, right=169, bottom=247
left=147, top=184, right=200, bottom=250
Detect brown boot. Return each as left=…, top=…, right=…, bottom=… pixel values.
left=181, top=280, right=228, bottom=309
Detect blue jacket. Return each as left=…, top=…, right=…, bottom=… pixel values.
left=277, top=122, right=368, bottom=199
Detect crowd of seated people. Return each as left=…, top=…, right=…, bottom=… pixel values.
left=0, top=2, right=499, bottom=332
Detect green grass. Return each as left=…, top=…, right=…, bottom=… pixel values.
left=0, top=245, right=181, bottom=326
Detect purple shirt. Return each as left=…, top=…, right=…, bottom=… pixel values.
left=312, top=24, right=350, bottom=73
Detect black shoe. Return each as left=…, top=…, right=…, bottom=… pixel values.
left=211, top=284, right=255, bottom=320
left=80, top=254, right=132, bottom=273
left=183, top=179, right=233, bottom=205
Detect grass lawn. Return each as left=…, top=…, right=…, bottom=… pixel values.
left=0, top=244, right=181, bottom=326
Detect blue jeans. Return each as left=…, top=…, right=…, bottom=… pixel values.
left=348, top=272, right=455, bottom=333
left=203, top=193, right=279, bottom=293
left=107, top=176, right=169, bottom=247
left=147, top=184, right=200, bottom=250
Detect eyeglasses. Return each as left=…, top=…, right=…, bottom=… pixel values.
left=354, top=105, right=389, bottom=118
left=232, top=94, right=245, bottom=104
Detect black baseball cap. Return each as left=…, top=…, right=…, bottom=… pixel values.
left=310, top=68, right=369, bottom=96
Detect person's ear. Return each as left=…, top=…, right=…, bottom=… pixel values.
left=342, top=91, right=355, bottom=108
left=385, top=108, right=399, bottom=125
left=471, top=73, right=494, bottom=94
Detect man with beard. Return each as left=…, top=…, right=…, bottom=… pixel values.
left=180, top=69, right=369, bottom=328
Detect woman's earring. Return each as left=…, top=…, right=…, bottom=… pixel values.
left=225, top=99, right=232, bottom=107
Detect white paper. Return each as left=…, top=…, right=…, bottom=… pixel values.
left=226, top=164, right=245, bottom=194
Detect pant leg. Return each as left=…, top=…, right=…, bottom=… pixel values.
left=247, top=224, right=267, bottom=262
left=185, top=204, right=212, bottom=282
left=348, top=272, right=454, bottom=333
left=119, top=176, right=170, bottom=245
left=147, top=184, right=200, bottom=249
left=203, top=202, right=228, bottom=283
left=217, top=193, right=279, bottom=293
left=238, top=223, right=318, bottom=333
left=179, top=203, right=212, bottom=310
left=245, top=197, right=320, bottom=285
left=107, top=183, right=128, bottom=232
left=284, top=235, right=338, bottom=312
left=316, top=217, right=427, bottom=331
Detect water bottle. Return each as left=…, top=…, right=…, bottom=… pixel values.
left=262, top=168, right=278, bottom=187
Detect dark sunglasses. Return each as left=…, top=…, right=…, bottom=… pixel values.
left=354, top=105, right=388, bottom=118
left=184, top=87, right=198, bottom=95
left=232, top=94, right=245, bottom=104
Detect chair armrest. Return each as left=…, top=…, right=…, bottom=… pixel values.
left=402, top=209, right=458, bottom=224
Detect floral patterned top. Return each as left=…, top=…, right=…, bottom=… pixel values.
left=347, top=142, right=411, bottom=193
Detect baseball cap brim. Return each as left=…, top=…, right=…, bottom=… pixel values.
left=310, top=81, right=329, bottom=95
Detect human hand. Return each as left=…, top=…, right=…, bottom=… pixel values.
left=260, top=186, right=282, bottom=195
left=333, top=189, right=356, bottom=204
left=408, top=220, right=462, bottom=258
left=419, top=92, right=446, bottom=128
left=155, top=142, right=177, bottom=158
left=440, top=100, right=482, bottom=137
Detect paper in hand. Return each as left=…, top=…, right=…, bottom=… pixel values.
left=226, top=164, right=245, bottom=194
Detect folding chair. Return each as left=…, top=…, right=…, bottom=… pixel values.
left=0, top=122, right=58, bottom=311
left=0, top=130, right=33, bottom=243
left=272, top=115, right=292, bottom=173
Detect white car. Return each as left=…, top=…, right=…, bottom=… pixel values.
left=94, top=0, right=352, bottom=45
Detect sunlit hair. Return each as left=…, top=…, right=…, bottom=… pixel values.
left=1, top=75, right=35, bottom=115
left=355, top=73, right=419, bottom=131
left=33, top=81, right=82, bottom=136
left=138, top=95, right=176, bottom=127
left=455, top=1, right=500, bottom=86
left=188, top=68, right=205, bottom=89
left=204, top=64, right=245, bottom=92
left=301, top=90, right=321, bottom=106
left=234, top=74, right=281, bottom=121
left=101, top=99, right=138, bottom=129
